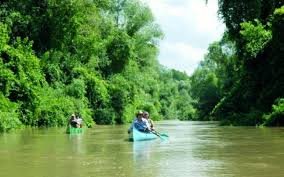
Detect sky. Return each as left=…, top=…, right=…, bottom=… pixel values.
left=144, top=0, right=225, bottom=75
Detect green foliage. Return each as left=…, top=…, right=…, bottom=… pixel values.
left=33, top=86, right=93, bottom=127
left=274, top=5, right=284, bottom=15
left=0, top=23, right=9, bottom=50
left=109, top=75, right=131, bottom=123
left=158, top=68, right=196, bottom=120
left=66, top=78, right=86, bottom=99
left=33, top=87, right=75, bottom=127
left=94, top=107, right=116, bottom=125
left=176, top=90, right=197, bottom=120
left=240, top=20, right=272, bottom=57
left=263, top=98, right=284, bottom=126
left=122, top=103, right=138, bottom=123
left=0, top=0, right=199, bottom=132
left=124, top=0, right=157, bottom=37
left=191, top=69, right=220, bottom=120
left=0, top=94, right=21, bottom=132
left=191, top=1, right=284, bottom=126
left=0, top=36, right=44, bottom=100
left=189, top=36, right=238, bottom=121
left=0, top=24, right=46, bottom=127
left=272, top=6, right=284, bottom=44
left=218, top=0, right=284, bottom=40
left=105, top=31, right=133, bottom=75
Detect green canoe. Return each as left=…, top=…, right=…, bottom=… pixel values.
left=66, top=126, right=83, bottom=134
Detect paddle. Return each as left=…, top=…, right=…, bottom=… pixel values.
left=150, top=130, right=169, bottom=140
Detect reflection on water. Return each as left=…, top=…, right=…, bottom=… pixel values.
left=133, top=140, right=154, bottom=161
left=68, top=133, right=85, bottom=154
left=133, top=141, right=157, bottom=177
left=0, top=121, right=284, bottom=177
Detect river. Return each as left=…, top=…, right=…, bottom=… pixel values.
left=0, top=121, right=284, bottom=177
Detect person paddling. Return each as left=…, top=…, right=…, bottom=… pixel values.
left=69, top=113, right=82, bottom=128
left=143, top=111, right=154, bottom=131
left=128, top=110, right=150, bottom=133
left=69, top=113, right=78, bottom=128
left=142, top=111, right=169, bottom=139
left=76, top=113, right=83, bottom=128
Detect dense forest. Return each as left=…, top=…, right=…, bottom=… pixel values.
left=0, top=0, right=194, bottom=132
left=0, top=0, right=283, bottom=132
left=191, top=0, right=284, bottom=126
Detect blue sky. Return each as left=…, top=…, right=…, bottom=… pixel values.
left=145, top=0, right=225, bottom=75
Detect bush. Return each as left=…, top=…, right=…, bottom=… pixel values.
left=239, top=110, right=264, bottom=126
left=33, top=86, right=93, bottom=127
left=219, top=111, right=264, bottom=126
left=65, top=78, right=86, bottom=99
left=94, top=107, right=115, bottom=125
left=122, top=103, right=137, bottom=123
left=240, top=20, right=272, bottom=58
left=263, top=98, right=284, bottom=126
left=0, top=94, right=22, bottom=132
left=178, top=105, right=197, bottom=121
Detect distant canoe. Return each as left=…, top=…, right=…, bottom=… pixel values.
left=129, top=127, right=157, bottom=141
left=66, top=126, right=83, bottom=134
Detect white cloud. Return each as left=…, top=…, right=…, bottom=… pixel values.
left=144, top=0, right=225, bottom=75
left=159, top=42, right=206, bottom=74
